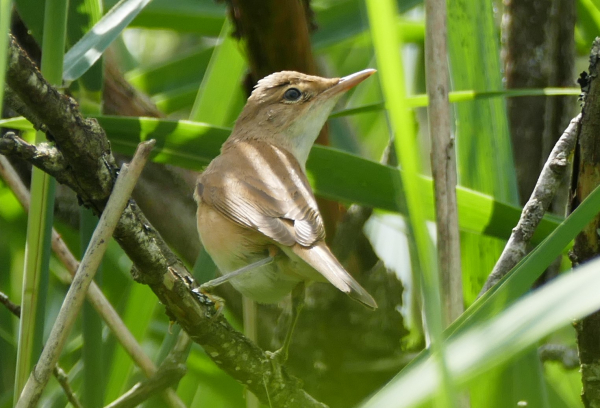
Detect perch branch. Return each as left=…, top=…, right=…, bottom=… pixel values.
left=3, top=86, right=46, bottom=130
left=3, top=34, right=326, bottom=408
left=6, top=34, right=116, bottom=208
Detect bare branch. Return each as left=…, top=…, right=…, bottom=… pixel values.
left=538, top=344, right=579, bottom=370
left=16, top=141, right=155, bottom=407
left=0, top=290, right=22, bottom=318
left=0, top=132, right=76, bottom=187
left=104, top=364, right=186, bottom=408
left=480, top=114, right=580, bottom=295
left=0, top=291, right=83, bottom=408
left=52, top=366, right=84, bottom=408
left=105, top=333, right=191, bottom=408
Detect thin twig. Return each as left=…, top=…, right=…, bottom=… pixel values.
left=0, top=132, right=76, bottom=187
left=15, top=140, right=155, bottom=407
left=53, top=366, right=84, bottom=408
left=538, top=344, right=579, bottom=370
left=105, top=333, right=191, bottom=408
left=104, top=364, right=186, bottom=408
left=425, top=0, right=463, bottom=325
left=480, top=114, right=581, bottom=295
left=0, top=291, right=83, bottom=408
left=0, top=290, right=22, bottom=316
left=0, top=155, right=185, bottom=408
left=3, top=86, right=46, bottom=131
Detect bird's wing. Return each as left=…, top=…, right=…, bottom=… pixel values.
left=197, top=141, right=325, bottom=247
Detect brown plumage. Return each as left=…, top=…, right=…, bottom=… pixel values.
left=195, top=69, right=377, bottom=309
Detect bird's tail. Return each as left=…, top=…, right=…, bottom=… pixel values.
left=291, top=242, right=377, bottom=309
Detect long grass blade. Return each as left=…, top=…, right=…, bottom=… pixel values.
left=366, top=0, right=452, bottom=405
left=370, top=181, right=600, bottom=408
left=63, top=0, right=153, bottom=82
left=362, top=254, right=600, bottom=408
left=0, top=115, right=563, bottom=245
left=447, top=0, right=535, bottom=398
left=0, top=7, right=13, bottom=403
left=14, top=0, right=68, bottom=400
left=189, top=18, right=246, bottom=125
left=103, top=0, right=226, bottom=35
left=330, top=88, right=580, bottom=119
left=125, top=45, right=214, bottom=95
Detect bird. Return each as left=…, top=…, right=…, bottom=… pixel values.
left=194, top=69, right=378, bottom=356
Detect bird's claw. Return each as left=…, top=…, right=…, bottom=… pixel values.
left=266, top=348, right=288, bottom=365
left=265, top=348, right=288, bottom=382
left=191, top=286, right=225, bottom=317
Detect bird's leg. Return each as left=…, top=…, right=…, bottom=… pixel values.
left=269, top=281, right=306, bottom=364
left=199, top=255, right=275, bottom=292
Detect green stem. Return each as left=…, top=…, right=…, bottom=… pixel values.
left=14, top=0, right=69, bottom=400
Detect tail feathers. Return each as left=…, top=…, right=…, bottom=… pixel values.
left=292, top=243, right=377, bottom=309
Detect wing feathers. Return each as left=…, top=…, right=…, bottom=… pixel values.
left=199, top=142, right=324, bottom=247
left=291, top=243, right=377, bottom=309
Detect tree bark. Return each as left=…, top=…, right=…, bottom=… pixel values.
left=571, top=39, right=600, bottom=408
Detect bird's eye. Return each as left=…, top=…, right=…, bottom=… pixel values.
left=283, top=88, right=302, bottom=102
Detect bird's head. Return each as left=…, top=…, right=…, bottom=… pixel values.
left=230, top=69, right=376, bottom=165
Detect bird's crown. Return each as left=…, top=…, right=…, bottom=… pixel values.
left=249, top=71, right=339, bottom=105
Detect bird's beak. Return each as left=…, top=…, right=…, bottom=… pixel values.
left=325, top=68, right=377, bottom=96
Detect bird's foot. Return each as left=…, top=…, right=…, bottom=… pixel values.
left=191, top=286, right=225, bottom=317
left=265, top=348, right=289, bottom=383
left=266, top=347, right=288, bottom=366
left=267, top=244, right=280, bottom=259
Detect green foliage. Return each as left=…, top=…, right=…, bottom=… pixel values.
left=0, top=0, right=593, bottom=406
left=0, top=115, right=564, bottom=244
left=363, top=253, right=600, bottom=407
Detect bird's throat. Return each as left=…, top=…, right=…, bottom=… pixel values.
left=279, top=97, right=339, bottom=166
